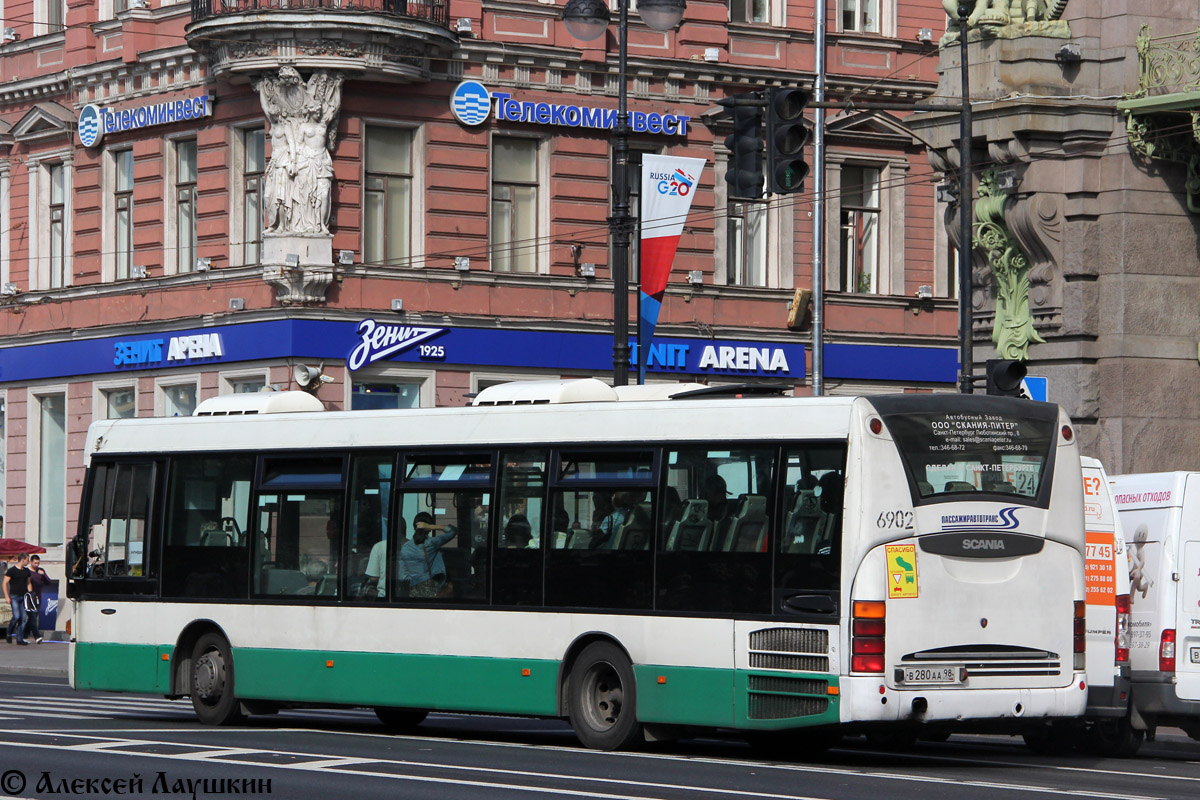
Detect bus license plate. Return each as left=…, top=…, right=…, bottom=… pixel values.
left=902, top=666, right=961, bottom=685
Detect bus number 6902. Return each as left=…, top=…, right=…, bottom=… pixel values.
left=877, top=510, right=914, bottom=529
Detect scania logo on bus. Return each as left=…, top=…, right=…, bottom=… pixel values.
left=919, top=531, right=1044, bottom=559
left=348, top=319, right=447, bottom=371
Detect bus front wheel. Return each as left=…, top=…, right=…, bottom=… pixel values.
left=568, top=642, right=642, bottom=751
left=190, top=633, right=244, bottom=726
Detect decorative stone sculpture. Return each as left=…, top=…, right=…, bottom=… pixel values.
left=254, top=66, right=344, bottom=236
left=973, top=168, right=1045, bottom=360
left=942, top=0, right=1070, bottom=44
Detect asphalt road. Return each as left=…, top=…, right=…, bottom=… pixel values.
left=1, top=675, right=1198, bottom=800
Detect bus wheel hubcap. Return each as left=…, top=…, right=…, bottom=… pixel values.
left=195, top=650, right=224, bottom=701
left=582, top=663, right=622, bottom=730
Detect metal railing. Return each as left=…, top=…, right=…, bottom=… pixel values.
left=1134, top=25, right=1200, bottom=96
left=191, top=0, right=449, bottom=29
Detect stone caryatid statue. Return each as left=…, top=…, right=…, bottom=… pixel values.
left=254, top=66, right=344, bottom=236
left=942, top=0, right=1070, bottom=43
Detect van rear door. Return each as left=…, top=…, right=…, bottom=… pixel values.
left=1178, top=475, right=1200, bottom=700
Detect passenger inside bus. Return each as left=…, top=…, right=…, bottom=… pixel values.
left=503, top=514, right=533, bottom=549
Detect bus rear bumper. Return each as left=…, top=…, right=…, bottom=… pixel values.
left=840, top=675, right=1089, bottom=730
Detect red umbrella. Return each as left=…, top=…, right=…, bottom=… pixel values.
left=0, top=538, right=48, bottom=556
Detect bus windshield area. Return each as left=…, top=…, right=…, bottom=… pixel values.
left=881, top=409, right=1056, bottom=501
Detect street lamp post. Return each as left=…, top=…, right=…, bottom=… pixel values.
left=563, top=0, right=687, bottom=387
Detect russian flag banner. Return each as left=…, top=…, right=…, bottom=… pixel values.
left=638, top=155, right=707, bottom=382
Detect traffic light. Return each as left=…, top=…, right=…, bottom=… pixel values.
left=985, top=359, right=1028, bottom=397
left=765, top=87, right=811, bottom=195
left=718, top=94, right=764, bottom=199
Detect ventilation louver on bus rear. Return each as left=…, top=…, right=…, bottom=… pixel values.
left=749, top=627, right=830, bottom=672
left=900, top=645, right=1061, bottom=678
left=746, top=628, right=833, bottom=719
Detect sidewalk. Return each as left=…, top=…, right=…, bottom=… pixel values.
left=0, top=635, right=70, bottom=679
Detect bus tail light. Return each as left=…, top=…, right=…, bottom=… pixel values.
left=852, top=601, right=886, bottom=674
left=1160, top=629, right=1176, bottom=673
left=1074, top=601, right=1086, bottom=671
left=1115, top=594, right=1131, bottom=664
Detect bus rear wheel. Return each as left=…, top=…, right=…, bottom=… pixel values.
left=374, top=707, right=429, bottom=731
left=190, top=633, right=244, bottom=726
left=1085, top=717, right=1143, bottom=758
left=568, top=642, right=642, bottom=751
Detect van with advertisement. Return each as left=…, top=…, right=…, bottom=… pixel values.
left=1110, top=472, right=1200, bottom=745
left=1022, top=457, right=1136, bottom=756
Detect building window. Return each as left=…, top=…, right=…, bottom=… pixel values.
left=46, top=0, right=65, bottom=33
left=114, top=150, right=134, bottom=280
left=175, top=139, right=198, bottom=273
left=244, top=129, right=265, bottom=265
left=104, top=387, right=136, bottom=419
left=727, top=200, right=768, bottom=287
left=38, top=393, right=66, bottom=546
left=730, top=0, right=770, bottom=23
left=49, top=164, right=65, bottom=288
left=841, top=0, right=880, bottom=33
left=491, top=137, right=539, bottom=273
left=351, top=381, right=422, bottom=410
left=231, top=378, right=266, bottom=394
left=839, top=165, right=881, bottom=293
left=163, top=384, right=197, bottom=417
left=363, top=126, right=413, bottom=268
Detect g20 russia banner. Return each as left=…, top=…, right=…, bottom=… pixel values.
left=638, top=154, right=707, bottom=383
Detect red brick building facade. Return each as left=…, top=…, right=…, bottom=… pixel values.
left=0, top=0, right=958, bottom=590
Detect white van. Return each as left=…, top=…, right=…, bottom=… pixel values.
left=1023, top=457, right=1137, bottom=756
left=1110, top=472, right=1200, bottom=744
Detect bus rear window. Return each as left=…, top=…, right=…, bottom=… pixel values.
left=880, top=409, right=1056, bottom=501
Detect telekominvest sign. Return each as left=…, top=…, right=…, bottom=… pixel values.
left=78, top=94, right=214, bottom=147
left=450, top=80, right=690, bottom=136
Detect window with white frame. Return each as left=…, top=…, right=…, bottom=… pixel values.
left=363, top=126, right=413, bottom=268
left=175, top=139, right=198, bottom=273
left=104, top=387, right=136, bottom=419
left=37, top=392, right=66, bottom=545
left=162, top=384, right=197, bottom=417
left=243, top=128, right=265, bottom=265
left=49, top=163, right=66, bottom=288
left=490, top=137, right=539, bottom=273
left=727, top=199, right=769, bottom=287
left=730, top=0, right=770, bottom=23
left=113, top=149, right=134, bottom=280
left=839, top=164, right=881, bottom=293
left=231, top=377, right=266, bottom=393
left=841, top=0, right=880, bottom=33
left=43, top=0, right=66, bottom=34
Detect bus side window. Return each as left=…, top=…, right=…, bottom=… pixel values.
left=162, top=456, right=254, bottom=600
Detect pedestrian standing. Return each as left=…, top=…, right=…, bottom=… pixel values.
left=26, top=555, right=48, bottom=643
left=3, top=553, right=31, bottom=645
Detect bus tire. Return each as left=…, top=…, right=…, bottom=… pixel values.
left=190, top=633, right=244, bottom=726
left=374, top=707, right=429, bottom=731
left=568, top=642, right=642, bottom=751
left=1085, top=717, right=1143, bottom=758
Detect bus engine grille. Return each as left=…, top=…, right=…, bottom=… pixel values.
left=901, top=645, right=1062, bottom=677
left=747, top=675, right=830, bottom=719
left=750, top=628, right=829, bottom=655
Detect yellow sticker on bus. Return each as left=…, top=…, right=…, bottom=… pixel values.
left=886, top=544, right=918, bottom=598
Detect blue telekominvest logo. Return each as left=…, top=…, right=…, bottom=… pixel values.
left=451, top=80, right=492, bottom=126
left=78, top=104, right=103, bottom=148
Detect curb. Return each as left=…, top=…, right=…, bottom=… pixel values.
left=0, top=665, right=68, bottom=679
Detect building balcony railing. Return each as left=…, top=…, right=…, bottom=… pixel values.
left=1134, top=25, right=1200, bottom=97
left=190, top=0, right=450, bottom=29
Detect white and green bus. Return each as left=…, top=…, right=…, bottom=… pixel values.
left=67, top=379, right=1087, bottom=750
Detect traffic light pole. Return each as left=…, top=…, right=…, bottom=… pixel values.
left=957, top=4, right=974, bottom=394
left=811, top=0, right=827, bottom=397
left=610, top=0, right=632, bottom=387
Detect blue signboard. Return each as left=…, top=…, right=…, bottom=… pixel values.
left=0, top=318, right=959, bottom=385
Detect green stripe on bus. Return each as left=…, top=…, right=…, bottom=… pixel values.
left=74, top=642, right=172, bottom=694
left=232, top=648, right=561, bottom=716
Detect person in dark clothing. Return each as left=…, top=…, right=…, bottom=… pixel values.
left=26, top=555, right=49, bottom=643
left=3, top=553, right=31, bottom=645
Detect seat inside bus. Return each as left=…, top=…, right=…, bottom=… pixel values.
left=665, top=499, right=712, bottom=551
left=785, top=490, right=822, bottom=553
left=722, top=494, right=767, bottom=552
